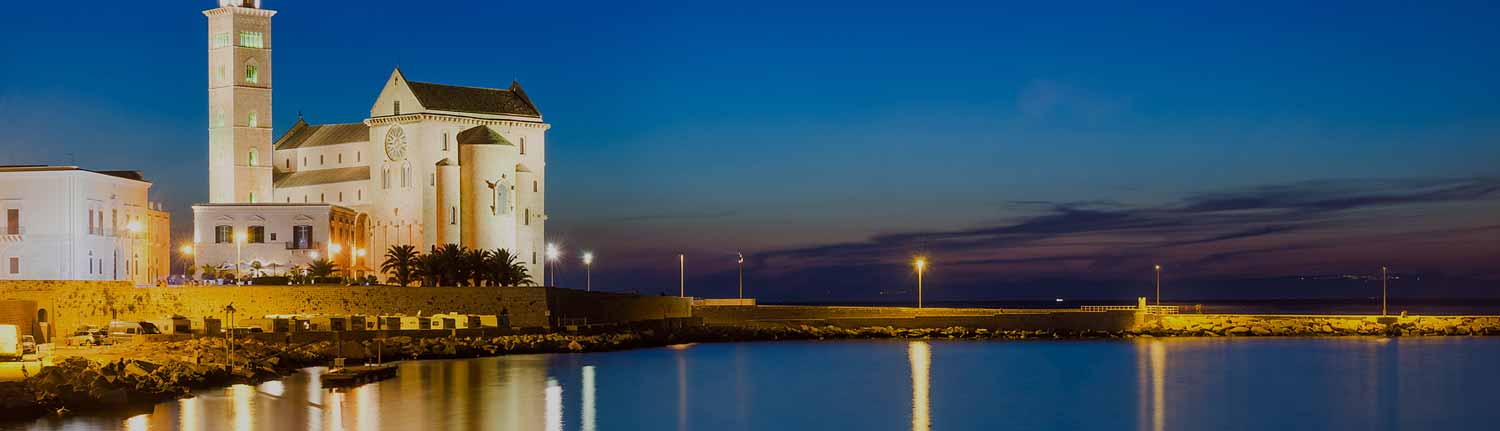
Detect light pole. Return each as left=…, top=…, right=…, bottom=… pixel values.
left=329, top=243, right=343, bottom=281
left=737, top=252, right=745, bottom=299
left=545, top=243, right=560, bottom=287
left=179, top=244, right=194, bottom=283
left=233, top=232, right=247, bottom=281
left=355, top=248, right=366, bottom=282
left=1154, top=264, right=1162, bottom=306
left=678, top=254, right=685, bottom=298
left=914, top=258, right=927, bottom=309
left=1382, top=266, right=1389, bottom=316
left=582, top=252, right=594, bottom=292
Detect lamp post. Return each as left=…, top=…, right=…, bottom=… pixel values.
left=329, top=243, right=343, bottom=281
left=582, top=252, right=594, bottom=292
left=179, top=244, right=194, bottom=283
left=1154, top=264, right=1162, bottom=306
left=678, top=254, right=685, bottom=298
left=545, top=243, right=560, bottom=287
left=737, top=252, right=745, bottom=299
left=233, top=232, right=247, bottom=281
left=355, top=248, right=366, bottom=282
left=1381, top=266, right=1389, bottom=316
left=914, top=258, right=927, bottom=309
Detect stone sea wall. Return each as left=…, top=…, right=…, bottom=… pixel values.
left=0, top=281, right=550, bottom=334
left=1137, top=314, right=1500, bottom=336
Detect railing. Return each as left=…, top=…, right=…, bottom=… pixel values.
left=2, top=226, right=23, bottom=236
left=1081, top=305, right=1180, bottom=315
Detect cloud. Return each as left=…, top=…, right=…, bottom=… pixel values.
left=752, top=176, right=1500, bottom=283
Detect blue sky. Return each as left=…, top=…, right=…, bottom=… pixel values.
left=2, top=0, right=1497, bottom=300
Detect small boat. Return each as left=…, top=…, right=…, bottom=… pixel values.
left=323, top=364, right=398, bottom=388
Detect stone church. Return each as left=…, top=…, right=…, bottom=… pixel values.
left=192, top=0, right=548, bottom=280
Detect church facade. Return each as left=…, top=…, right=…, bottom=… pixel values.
left=192, top=0, right=548, bottom=280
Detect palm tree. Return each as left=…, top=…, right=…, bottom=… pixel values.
left=416, top=252, right=442, bottom=287
left=461, top=248, right=490, bottom=286
left=487, top=248, right=533, bottom=287
left=199, top=264, right=219, bottom=282
left=307, top=258, right=339, bottom=280
left=430, top=244, right=466, bottom=286
left=381, top=244, right=421, bottom=286
left=249, top=261, right=264, bottom=278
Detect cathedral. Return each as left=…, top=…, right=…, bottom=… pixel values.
left=192, top=0, right=548, bottom=280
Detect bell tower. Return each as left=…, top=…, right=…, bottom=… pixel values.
left=204, top=1, right=275, bottom=203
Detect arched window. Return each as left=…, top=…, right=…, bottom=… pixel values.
left=401, top=162, right=411, bottom=188
left=245, top=61, right=258, bottom=84
left=382, top=167, right=390, bottom=189
left=520, top=137, right=526, bottom=155
left=394, top=101, right=401, bottom=115
left=213, top=110, right=225, bottom=128
left=248, top=148, right=258, bottom=166
left=248, top=111, right=258, bottom=128
left=450, top=206, right=457, bottom=224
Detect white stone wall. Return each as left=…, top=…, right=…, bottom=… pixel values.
left=205, top=5, right=277, bottom=204
left=0, top=168, right=168, bottom=285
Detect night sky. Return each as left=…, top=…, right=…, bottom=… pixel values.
left=2, top=1, right=1496, bottom=301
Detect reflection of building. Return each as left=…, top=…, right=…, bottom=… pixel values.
left=194, top=1, right=548, bottom=280
left=190, top=204, right=360, bottom=277
left=0, top=166, right=170, bottom=284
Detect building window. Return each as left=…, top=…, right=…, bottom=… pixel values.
left=286, top=159, right=291, bottom=169
left=248, top=111, right=258, bottom=128
left=524, top=208, right=530, bottom=226
left=217, top=65, right=226, bottom=84
left=532, top=252, right=537, bottom=264
left=338, top=153, right=343, bottom=163
left=215, top=225, right=234, bottom=243
left=292, top=225, right=313, bottom=249
left=249, top=192, right=256, bottom=203
left=8, top=257, right=17, bottom=274
left=248, top=148, right=258, bottom=166
left=450, top=207, right=457, bottom=225
left=213, top=110, right=225, bottom=128
left=338, top=192, right=344, bottom=202
left=401, top=162, right=411, bottom=188
left=430, top=173, right=435, bottom=187
left=320, top=193, right=325, bottom=202
left=394, top=101, right=400, bottom=115
left=5, top=209, right=18, bottom=235
left=357, top=152, right=361, bottom=162
left=320, top=155, right=325, bottom=165
left=382, top=167, right=390, bottom=189
left=443, top=133, right=449, bottom=150
left=239, top=31, right=264, bottom=48
left=245, top=63, right=258, bottom=84
left=88, top=209, right=95, bottom=234
left=358, top=190, right=362, bottom=200
left=534, top=181, right=538, bottom=193
left=211, top=32, right=231, bottom=49
left=520, top=137, right=526, bottom=155
left=248, top=225, right=265, bottom=243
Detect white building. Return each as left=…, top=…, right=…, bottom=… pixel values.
left=190, top=204, right=359, bottom=278
left=193, top=1, right=548, bottom=281
left=0, top=166, right=171, bottom=284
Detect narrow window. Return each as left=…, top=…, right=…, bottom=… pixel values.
left=248, top=148, right=258, bottom=166
left=320, top=193, right=325, bottom=202
left=5, top=209, right=18, bottom=235
left=338, top=153, right=343, bottom=163
left=358, top=190, right=362, bottom=200
left=442, top=133, right=449, bottom=150
left=245, top=63, right=258, bottom=84
left=338, top=192, right=344, bottom=202
left=533, top=181, right=538, bottom=193
left=248, top=111, right=258, bottom=128
left=249, top=192, right=256, bottom=203
left=524, top=208, right=530, bottom=226
left=520, top=137, right=526, bottom=155
left=9, top=257, right=18, bottom=274
left=394, top=101, right=401, bottom=115
left=239, top=31, right=264, bottom=48
left=357, top=152, right=361, bottom=162
left=320, top=155, right=325, bottom=165
left=430, top=173, right=435, bottom=186
left=286, top=159, right=291, bottom=169
left=450, top=207, right=457, bottom=225
left=286, top=197, right=291, bottom=203
left=213, top=110, right=225, bottom=128
left=88, top=209, right=95, bottom=234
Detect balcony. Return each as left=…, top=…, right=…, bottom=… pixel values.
left=1, top=226, right=21, bottom=241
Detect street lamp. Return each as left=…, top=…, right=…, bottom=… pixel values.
left=355, top=248, right=366, bottom=281
left=179, top=244, right=194, bottom=284
left=1154, top=264, right=1162, bottom=306
left=545, top=243, right=560, bottom=287
left=582, top=252, right=594, bottom=292
left=737, top=253, right=745, bottom=300
left=1382, top=266, right=1389, bottom=316
left=233, top=232, right=247, bottom=281
left=914, top=258, right=927, bottom=309
left=678, top=254, right=685, bottom=298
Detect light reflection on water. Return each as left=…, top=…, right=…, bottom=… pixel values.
left=11, top=337, right=1500, bottom=431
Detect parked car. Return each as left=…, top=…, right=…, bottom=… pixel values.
left=0, top=325, right=19, bottom=362
left=107, top=321, right=162, bottom=345
left=20, top=335, right=37, bottom=359
left=69, top=327, right=105, bottom=346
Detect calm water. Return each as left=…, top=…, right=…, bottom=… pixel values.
left=11, top=338, right=1500, bottom=430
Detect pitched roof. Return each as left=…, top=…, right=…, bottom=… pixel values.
left=406, top=81, right=541, bottom=118
left=456, top=125, right=514, bottom=146
left=274, top=120, right=369, bottom=150
left=273, top=166, right=371, bottom=188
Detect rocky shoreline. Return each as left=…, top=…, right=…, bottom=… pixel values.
left=5, top=318, right=1499, bottom=424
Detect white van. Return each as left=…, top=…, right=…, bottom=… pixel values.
left=107, top=321, right=162, bottom=345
